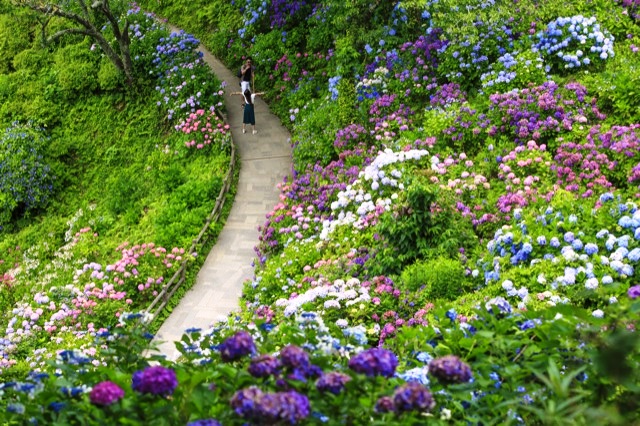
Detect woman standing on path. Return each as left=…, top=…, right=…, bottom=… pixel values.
left=240, top=57, right=255, bottom=93
left=231, top=89, right=265, bottom=134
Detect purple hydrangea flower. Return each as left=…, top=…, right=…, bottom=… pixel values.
left=248, top=354, right=281, bottom=378
left=89, top=381, right=125, bottom=406
left=268, top=391, right=310, bottom=424
left=220, top=331, right=256, bottom=362
left=348, top=348, right=398, bottom=377
left=279, top=345, right=310, bottom=369
left=187, top=420, right=221, bottom=426
left=316, top=371, right=352, bottom=394
left=232, top=388, right=310, bottom=424
left=131, top=366, right=178, bottom=396
left=428, top=355, right=473, bottom=384
left=230, top=386, right=264, bottom=419
left=374, top=396, right=396, bottom=413
left=629, top=285, right=640, bottom=299
left=392, top=382, right=436, bottom=412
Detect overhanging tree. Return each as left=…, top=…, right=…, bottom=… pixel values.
left=13, top=0, right=134, bottom=85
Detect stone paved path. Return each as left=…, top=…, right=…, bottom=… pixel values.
left=153, top=40, right=292, bottom=360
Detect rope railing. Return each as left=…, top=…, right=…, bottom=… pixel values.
left=144, top=133, right=237, bottom=321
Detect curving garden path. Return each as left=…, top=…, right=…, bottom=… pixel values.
left=153, top=37, right=293, bottom=360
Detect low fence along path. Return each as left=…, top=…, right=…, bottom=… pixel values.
left=152, top=40, right=292, bottom=360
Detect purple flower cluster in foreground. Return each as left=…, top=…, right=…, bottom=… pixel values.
left=186, top=420, right=221, bottom=426
left=348, top=347, right=398, bottom=377
left=89, top=381, right=125, bottom=406
left=428, top=355, right=473, bottom=384
left=219, top=330, right=256, bottom=362
left=248, top=354, right=281, bottom=378
left=231, top=387, right=310, bottom=424
left=316, top=371, right=352, bottom=394
left=131, top=366, right=178, bottom=396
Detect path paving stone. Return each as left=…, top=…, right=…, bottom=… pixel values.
left=152, top=41, right=292, bottom=360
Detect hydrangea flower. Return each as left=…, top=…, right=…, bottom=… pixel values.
left=348, top=348, right=398, bottom=377
left=219, top=331, right=256, bottom=362
left=485, top=296, right=512, bottom=315
left=316, top=371, right=351, bottom=394
left=392, top=382, right=436, bottom=412
left=186, top=420, right=221, bottom=426
left=428, top=355, right=473, bottom=383
left=374, top=396, right=396, bottom=413
left=131, top=366, right=178, bottom=396
left=89, top=381, right=125, bottom=406
left=248, top=355, right=281, bottom=378
left=279, top=345, right=310, bottom=370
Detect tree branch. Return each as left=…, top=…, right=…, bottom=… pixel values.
left=47, top=27, right=95, bottom=43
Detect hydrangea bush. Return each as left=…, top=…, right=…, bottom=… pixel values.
left=0, top=122, right=53, bottom=226
left=533, top=15, right=615, bottom=72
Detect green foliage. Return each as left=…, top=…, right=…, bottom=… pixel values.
left=53, top=42, right=99, bottom=98
left=336, top=76, right=356, bottom=128
left=0, top=122, right=53, bottom=226
left=0, top=12, right=33, bottom=73
left=11, top=47, right=51, bottom=73
left=97, top=58, right=124, bottom=91
left=400, top=256, right=469, bottom=301
left=376, top=181, right=475, bottom=274
left=292, top=99, right=340, bottom=170
left=582, top=38, right=640, bottom=124
left=334, top=33, right=361, bottom=78
left=154, top=173, right=222, bottom=247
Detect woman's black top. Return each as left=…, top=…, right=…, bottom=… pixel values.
left=242, top=67, right=252, bottom=82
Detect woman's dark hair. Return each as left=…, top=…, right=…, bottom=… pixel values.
left=243, top=89, right=253, bottom=105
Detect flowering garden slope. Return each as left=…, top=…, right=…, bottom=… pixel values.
left=0, top=9, right=231, bottom=377
left=3, top=0, right=640, bottom=425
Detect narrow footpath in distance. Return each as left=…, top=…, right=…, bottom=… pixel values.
left=153, top=36, right=293, bottom=360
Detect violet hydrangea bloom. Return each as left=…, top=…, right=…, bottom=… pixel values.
left=186, top=420, right=221, bottom=426
left=131, top=366, right=178, bottom=396
left=230, top=386, right=264, bottom=419
left=629, top=285, right=640, bottom=299
left=89, top=381, right=125, bottom=406
left=392, top=382, right=436, bottom=412
left=279, top=345, right=310, bottom=369
left=428, top=355, right=473, bottom=384
left=348, top=347, right=398, bottom=377
left=248, top=354, right=281, bottom=378
left=231, top=387, right=310, bottom=424
left=266, top=391, right=311, bottom=424
left=374, top=396, right=396, bottom=413
left=316, top=371, right=352, bottom=394
left=219, top=330, right=256, bottom=362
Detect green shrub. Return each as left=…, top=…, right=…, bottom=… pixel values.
left=376, top=182, right=476, bottom=274
left=291, top=99, right=340, bottom=170
left=0, top=13, right=32, bottom=73
left=97, top=58, right=124, bottom=91
left=582, top=38, right=640, bottom=125
left=154, top=176, right=222, bottom=246
left=400, top=256, right=469, bottom=301
left=12, top=48, right=51, bottom=73
left=0, top=122, right=54, bottom=226
left=53, top=43, right=99, bottom=97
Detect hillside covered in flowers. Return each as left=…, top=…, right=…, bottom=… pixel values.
left=3, top=0, right=640, bottom=424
